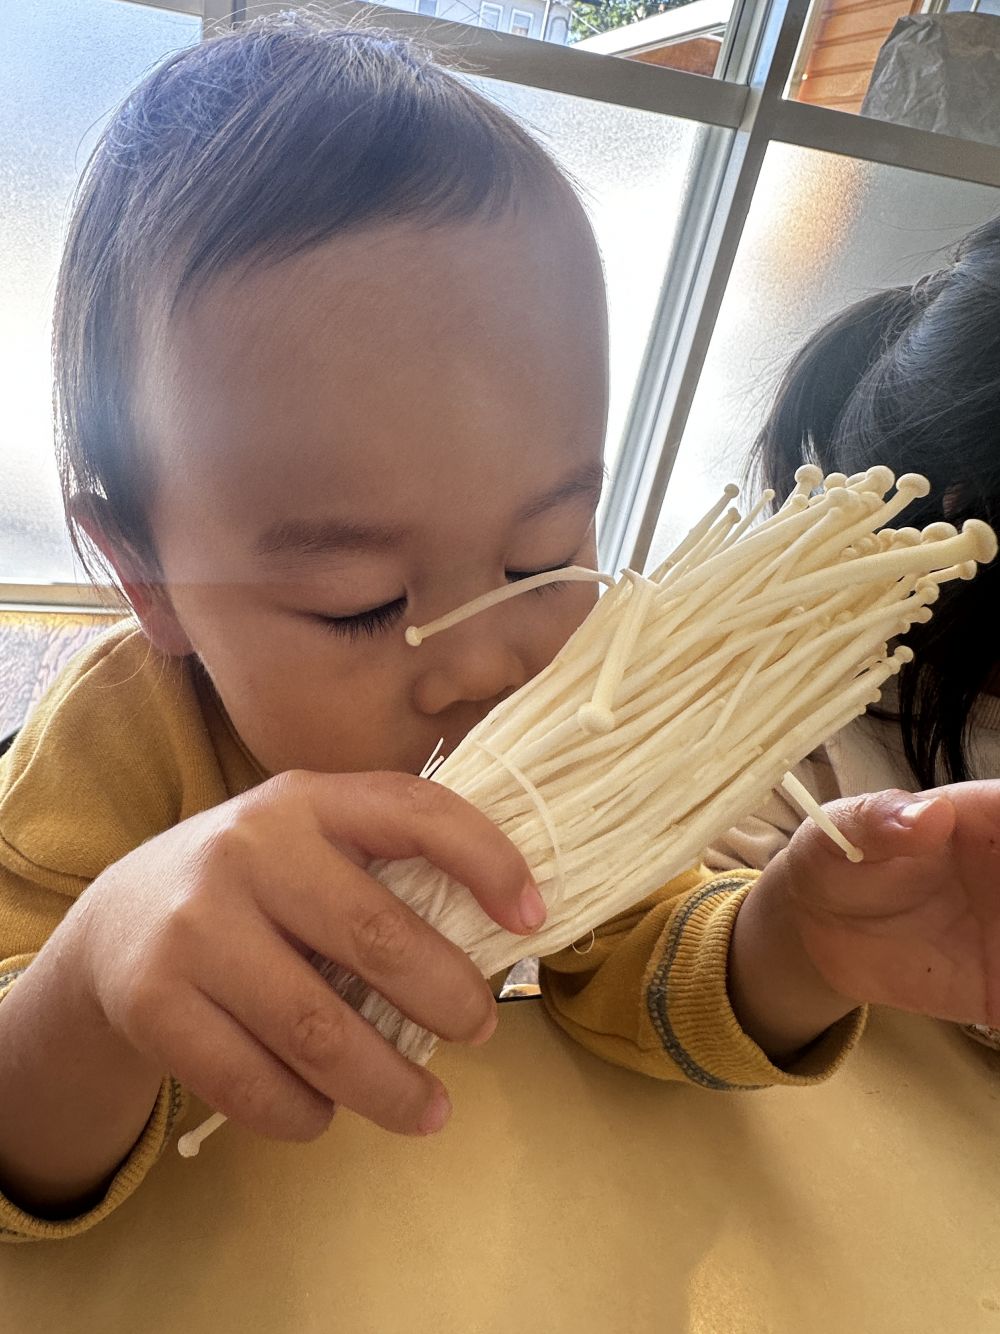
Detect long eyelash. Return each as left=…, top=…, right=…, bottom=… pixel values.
left=319, top=598, right=407, bottom=640
left=320, top=565, right=573, bottom=642
left=506, top=563, right=573, bottom=595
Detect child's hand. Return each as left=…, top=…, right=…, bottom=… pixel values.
left=780, top=782, right=1000, bottom=1025
left=69, top=770, right=542, bottom=1143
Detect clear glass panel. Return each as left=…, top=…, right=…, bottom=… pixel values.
left=647, top=142, right=1000, bottom=569
left=0, top=0, right=200, bottom=585
left=788, top=0, right=1000, bottom=150
left=471, top=77, right=704, bottom=477
left=367, top=0, right=736, bottom=67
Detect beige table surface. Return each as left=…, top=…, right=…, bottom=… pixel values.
left=3, top=999, right=999, bottom=1334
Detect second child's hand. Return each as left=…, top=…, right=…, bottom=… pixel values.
left=781, top=784, right=998, bottom=1023
left=730, top=783, right=1000, bottom=1063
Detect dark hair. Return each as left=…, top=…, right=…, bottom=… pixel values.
left=53, top=14, right=568, bottom=581
left=750, top=215, right=1000, bottom=787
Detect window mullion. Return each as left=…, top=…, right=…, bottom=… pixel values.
left=772, top=100, right=1000, bottom=190
left=603, top=0, right=812, bottom=575
left=0, top=584, right=118, bottom=613
left=110, top=0, right=202, bottom=13
left=219, top=0, right=748, bottom=126
left=202, top=0, right=235, bottom=30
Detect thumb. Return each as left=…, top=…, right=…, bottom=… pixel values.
left=796, top=788, right=957, bottom=867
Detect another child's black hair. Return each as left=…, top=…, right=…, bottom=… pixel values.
left=53, top=14, right=568, bottom=581
left=750, top=215, right=1000, bottom=787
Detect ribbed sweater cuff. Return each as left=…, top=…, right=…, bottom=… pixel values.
left=646, top=874, right=867, bottom=1089
left=0, top=968, right=186, bottom=1243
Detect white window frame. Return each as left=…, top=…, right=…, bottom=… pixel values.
left=417, top=0, right=439, bottom=15
left=479, top=2, right=504, bottom=31
left=7, top=0, right=1000, bottom=609
left=509, top=7, right=534, bottom=37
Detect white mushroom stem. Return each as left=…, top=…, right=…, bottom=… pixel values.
left=781, top=771, right=863, bottom=862
left=177, top=1112, right=227, bottom=1159
left=648, top=483, right=739, bottom=582
left=404, top=566, right=614, bottom=646
left=719, top=490, right=775, bottom=551
left=577, top=573, right=657, bottom=735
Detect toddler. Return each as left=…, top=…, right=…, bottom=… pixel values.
left=1, top=16, right=998, bottom=1242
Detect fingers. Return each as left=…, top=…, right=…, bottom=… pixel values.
left=139, top=968, right=451, bottom=1141
left=132, top=982, right=336, bottom=1143
left=197, top=925, right=453, bottom=1137
left=795, top=788, right=957, bottom=866
left=261, top=857, right=498, bottom=1045
left=287, top=770, right=545, bottom=936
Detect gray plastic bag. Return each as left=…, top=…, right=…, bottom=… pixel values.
left=861, top=14, right=1000, bottom=146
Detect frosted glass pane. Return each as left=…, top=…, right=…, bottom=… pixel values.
left=472, top=78, right=703, bottom=476
left=0, top=0, right=200, bottom=585
left=648, top=142, right=1000, bottom=570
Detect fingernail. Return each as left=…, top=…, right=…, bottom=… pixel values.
left=418, top=1090, right=451, bottom=1136
left=899, top=798, right=936, bottom=824
left=519, top=882, right=547, bottom=932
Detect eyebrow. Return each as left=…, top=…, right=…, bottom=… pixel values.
left=515, top=461, right=607, bottom=522
left=255, top=517, right=405, bottom=560
left=255, top=461, right=607, bottom=562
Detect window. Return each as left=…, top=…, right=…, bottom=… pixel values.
left=1, top=0, right=200, bottom=591
left=417, top=0, right=438, bottom=14
left=509, top=8, right=534, bottom=37
left=647, top=144, right=1000, bottom=569
left=546, top=14, right=569, bottom=43
left=6, top=1, right=1000, bottom=600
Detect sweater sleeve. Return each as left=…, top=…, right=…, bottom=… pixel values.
left=0, top=624, right=233, bottom=1242
left=0, top=869, right=189, bottom=1243
left=539, top=865, right=866, bottom=1090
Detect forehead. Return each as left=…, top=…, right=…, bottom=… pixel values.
left=137, top=203, right=608, bottom=563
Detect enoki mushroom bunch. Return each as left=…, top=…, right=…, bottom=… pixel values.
left=325, top=465, right=995, bottom=1055
left=179, top=466, right=995, bottom=1155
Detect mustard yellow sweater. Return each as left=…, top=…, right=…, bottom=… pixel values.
left=0, top=622, right=864, bottom=1241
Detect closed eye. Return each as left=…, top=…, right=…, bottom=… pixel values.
left=315, top=596, right=408, bottom=640
left=505, top=560, right=574, bottom=592
left=315, top=561, right=575, bottom=641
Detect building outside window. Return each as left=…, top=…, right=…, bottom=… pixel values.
left=937, top=0, right=1000, bottom=12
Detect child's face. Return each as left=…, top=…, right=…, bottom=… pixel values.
left=132, top=200, right=608, bottom=778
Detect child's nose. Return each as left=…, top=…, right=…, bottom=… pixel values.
left=409, top=624, right=526, bottom=717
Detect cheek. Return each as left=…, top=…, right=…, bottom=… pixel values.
left=529, top=583, right=599, bottom=672
left=202, top=642, right=407, bottom=774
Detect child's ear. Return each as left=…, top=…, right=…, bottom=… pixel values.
left=71, top=496, right=194, bottom=658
